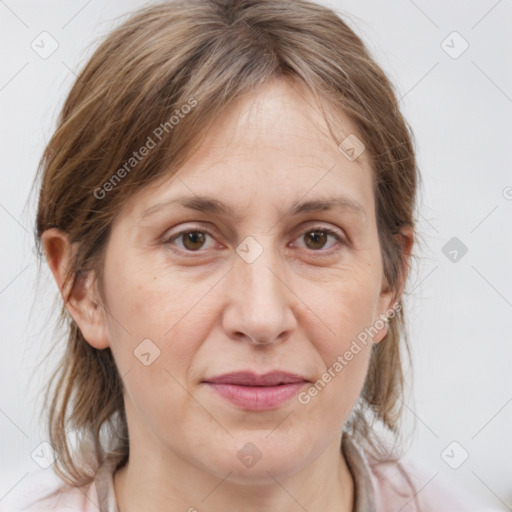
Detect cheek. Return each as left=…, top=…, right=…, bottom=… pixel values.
left=103, top=259, right=219, bottom=379
left=296, top=269, right=380, bottom=419
left=102, top=269, right=213, bottom=434
left=306, top=264, right=382, bottom=352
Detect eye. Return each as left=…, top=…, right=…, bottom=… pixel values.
left=293, top=226, right=345, bottom=252
left=163, top=225, right=346, bottom=254
left=164, top=229, right=217, bottom=252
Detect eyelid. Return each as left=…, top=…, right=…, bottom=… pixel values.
left=162, top=222, right=347, bottom=253
left=290, top=225, right=346, bottom=252
left=162, top=227, right=219, bottom=251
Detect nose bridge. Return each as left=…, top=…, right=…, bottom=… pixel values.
left=224, top=235, right=295, bottom=344
left=237, top=235, right=286, bottom=309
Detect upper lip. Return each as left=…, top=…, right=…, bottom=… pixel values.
left=202, top=371, right=309, bottom=386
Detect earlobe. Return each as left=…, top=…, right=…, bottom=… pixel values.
left=41, top=228, right=110, bottom=350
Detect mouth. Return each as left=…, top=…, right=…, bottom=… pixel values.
left=201, top=371, right=310, bottom=411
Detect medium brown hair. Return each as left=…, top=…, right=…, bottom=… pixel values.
left=32, top=0, right=422, bottom=489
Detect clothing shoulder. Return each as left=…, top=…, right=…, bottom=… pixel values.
left=0, top=468, right=100, bottom=512
left=369, top=457, right=498, bottom=512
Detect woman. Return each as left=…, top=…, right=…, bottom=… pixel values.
left=14, top=0, right=475, bottom=510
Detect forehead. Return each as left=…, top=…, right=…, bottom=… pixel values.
left=196, top=78, right=368, bottom=164
left=124, top=78, right=375, bottom=223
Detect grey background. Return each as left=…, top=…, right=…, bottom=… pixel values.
left=0, top=0, right=511, bottom=510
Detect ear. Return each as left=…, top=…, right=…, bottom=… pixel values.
left=41, top=228, right=110, bottom=349
left=373, top=225, right=414, bottom=344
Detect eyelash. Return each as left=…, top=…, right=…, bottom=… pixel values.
left=162, top=226, right=346, bottom=255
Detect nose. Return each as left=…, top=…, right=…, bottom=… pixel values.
left=221, top=240, right=297, bottom=346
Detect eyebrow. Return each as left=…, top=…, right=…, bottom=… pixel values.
left=139, top=194, right=367, bottom=221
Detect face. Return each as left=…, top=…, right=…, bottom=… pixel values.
left=70, top=78, right=400, bottom=483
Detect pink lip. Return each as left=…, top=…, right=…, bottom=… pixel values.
left=202, top=371, right=309, bottom=411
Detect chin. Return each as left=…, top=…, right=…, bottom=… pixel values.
left=199, top=437, right=310, bottom=484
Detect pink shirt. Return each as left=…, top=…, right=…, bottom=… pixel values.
left=2, top=435, right=491, bottom=511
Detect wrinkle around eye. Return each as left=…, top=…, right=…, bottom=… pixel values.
left=159, top=224, right=353, bottom=261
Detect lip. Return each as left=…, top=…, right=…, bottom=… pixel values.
left=203, top=371, right=308, bottom=386
left=202, top=371, right=309, bottom=411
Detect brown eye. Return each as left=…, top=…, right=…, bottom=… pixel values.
left=295, top=227, right=343, bottom=252
left=304, top=230, right=329, bottom=250
left=181, top=231, right=207, bottom=251
left=165, top=229, right=216, bottom=252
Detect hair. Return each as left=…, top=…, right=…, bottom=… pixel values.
left=31, top=0, right=423, bottom=493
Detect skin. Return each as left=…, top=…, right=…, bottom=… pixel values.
left=42, top=77, right=413, bottom=512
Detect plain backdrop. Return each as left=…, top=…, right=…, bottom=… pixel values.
left=0, top=0, right=511, bottom=510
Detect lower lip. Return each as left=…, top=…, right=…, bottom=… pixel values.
left=203, top=382, right=308, bottom=410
